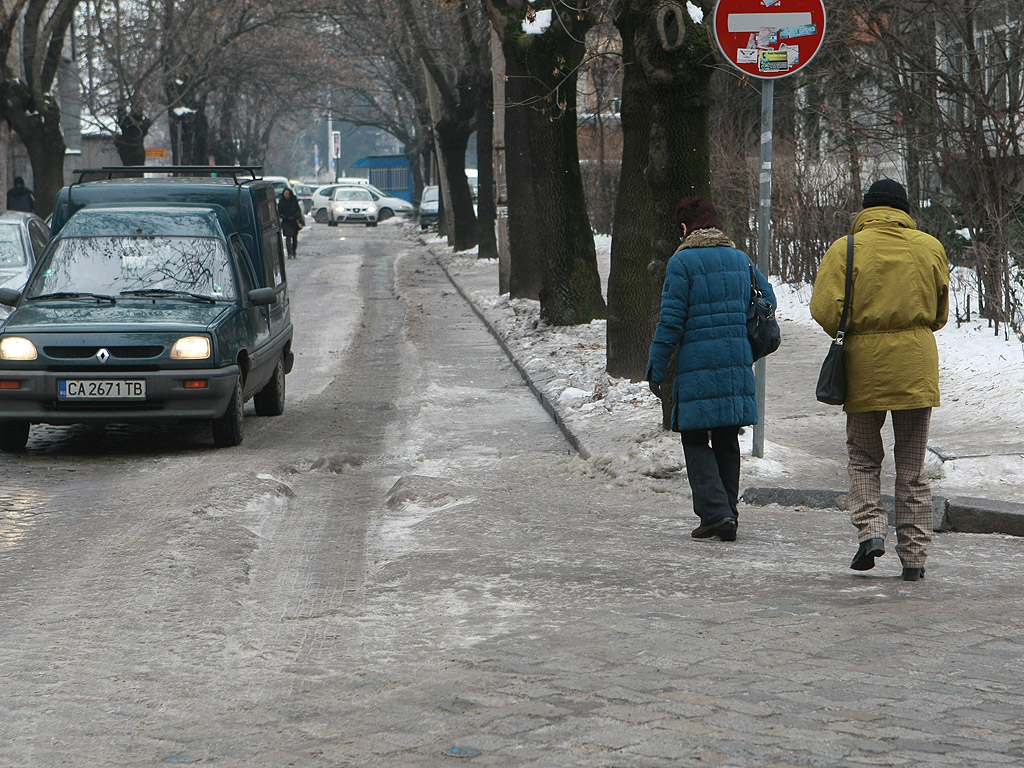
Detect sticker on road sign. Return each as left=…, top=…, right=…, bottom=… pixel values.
left=758, top=49, right=791, bottom=73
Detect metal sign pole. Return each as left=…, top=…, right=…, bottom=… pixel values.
left=753, top=79, right=774, bottom=458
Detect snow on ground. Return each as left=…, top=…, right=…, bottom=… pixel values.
left=431, top=232, right=1024, bottom=499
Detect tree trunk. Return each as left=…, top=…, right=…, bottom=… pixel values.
left=625, top=0, right=715, bottom=424
left=607, top=9, right=655, bottom=380
left=528, top=95, right=606, bottom=325
left=435, top=118, right=478, bottom=252
left=502, top=47, right=544, bottom=300
left=21, top=120, right=66, bottom=219
left=490, top=4, right=605, bottom=325
left=115, top=110, right=152, bottom=171
left=475, top=53, right=498, bottom=260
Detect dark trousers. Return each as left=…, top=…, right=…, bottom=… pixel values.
left=284, top=233, right=297, bottom=256
left=681, top=426, right=741, bottom=525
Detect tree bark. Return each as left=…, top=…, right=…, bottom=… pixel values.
left=501, top=45, right=544, bottom=300
left=607, top=7, right=655, bottom=380
left=484, top=0, right=606, bottom=325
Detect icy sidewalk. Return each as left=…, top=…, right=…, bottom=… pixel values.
left=431, top=243, right=1024, bottom=537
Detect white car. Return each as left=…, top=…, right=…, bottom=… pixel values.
left=327, top=187, right=379, bottom=226
left=311, top=182, right=413, bottom=223
left=263, top=175, right=293, bottom=198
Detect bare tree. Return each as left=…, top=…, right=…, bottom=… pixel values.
left=0, top=0, right=81, bottom=215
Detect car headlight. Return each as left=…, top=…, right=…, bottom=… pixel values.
left=170, top=336, right=211, bottom=360
left=367, top=206, right=377, bottom=213
left=0, top=336, right=37, bottom=360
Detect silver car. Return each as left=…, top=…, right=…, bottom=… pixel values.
left=0, top=211, right=49, bottom=314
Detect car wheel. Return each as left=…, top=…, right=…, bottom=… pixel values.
left=253, top=356, right=286, bottom=417
left=314, top=208, right=328, bottom=224
left=211, top=376, right=244, bottom=447
left=0, top=420, right=30, bottom=452
left=378, top=208, right=393, bottom=221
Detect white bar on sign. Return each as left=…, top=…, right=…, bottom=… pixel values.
left=727, top=12, right=812, bottom=33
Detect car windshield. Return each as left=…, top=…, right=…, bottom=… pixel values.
left=27, top=236, right=237, bottom=301
left=422, top=187, right=439, bottom=203
left=0, top=223, right=28, bottom=267
left=333, top=189, right=373, bottom=202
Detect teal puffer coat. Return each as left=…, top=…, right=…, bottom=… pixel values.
left=647, top=235, right=776, bottom=432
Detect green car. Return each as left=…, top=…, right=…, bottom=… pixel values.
left=0, top=195, right=293, bottom=451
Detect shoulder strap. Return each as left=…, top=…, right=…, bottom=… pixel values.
left=837, top=235, right=855, bottom=337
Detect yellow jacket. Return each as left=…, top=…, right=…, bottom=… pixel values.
left=810, top=206, right=949, bottom=413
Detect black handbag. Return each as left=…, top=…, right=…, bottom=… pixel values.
left=747, top=262, right=781, bottom=361
left=815, top=235, right=854, bottom=405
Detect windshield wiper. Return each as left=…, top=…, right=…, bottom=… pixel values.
left=119, top=288, right=219, bottom=304
left=31, top=291, right=117, bottom=303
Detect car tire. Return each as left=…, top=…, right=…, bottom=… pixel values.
left=253, top=357, right=286, bottom=417
left=314, top=208, right=328, bottom=224
left=211, top=376, right=244, bottom=447
left=0, top=420, right=30, bottom=452
left=378, top=208, right=393, bottom=221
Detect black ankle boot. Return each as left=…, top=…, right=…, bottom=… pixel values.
left=850, top=538, right=885, bottom=571
left=902, top=567, right=925, bottom=581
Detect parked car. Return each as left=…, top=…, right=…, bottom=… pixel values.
left=327, top=187, right=379, bottom=226
left=311, top=181, right=413, bottom=224
left=263, top=175, right=293, bottom=199
left=419, top=186, right=440, bottom=231
left=292, top=182, right=315, bottom=214
left=0, top=166, right=295, bottom=451
left=0, top=211, right=50, bottom=307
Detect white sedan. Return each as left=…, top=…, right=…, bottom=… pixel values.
left=312, top=182, right=414, bottom=224
left=328, top=187, right=380, bottom=227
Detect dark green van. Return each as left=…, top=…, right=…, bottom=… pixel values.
left=0, top=167, right=294, bottom=450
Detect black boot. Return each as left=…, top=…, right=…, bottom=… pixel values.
left=850, top=537, right=885, bottom=571
left=902, top=567, right=925, bottom=581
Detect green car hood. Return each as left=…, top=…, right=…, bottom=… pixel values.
left=2, top=301, right=232, bottom=334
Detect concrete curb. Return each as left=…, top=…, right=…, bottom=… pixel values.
left=432, top=245, right=1024, bottom=539
left=741, top=487, right=1024, bottom=537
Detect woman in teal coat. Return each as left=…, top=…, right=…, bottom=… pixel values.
left=647, top=198, right=776, bottom=542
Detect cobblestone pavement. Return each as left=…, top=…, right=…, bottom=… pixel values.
left=316, top=240, right=1024, bottom=767
left=3, top=229, right=1023, bottom=768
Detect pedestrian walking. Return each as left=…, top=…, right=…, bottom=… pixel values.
left=278, top=187, right=304, bottom=259
left=810, top=178, right=949, bottom=581
left=647, top=198, right=777, bottom=542
left=6, top=177, right=35, bottom=213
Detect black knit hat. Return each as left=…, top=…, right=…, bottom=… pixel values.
left=862, top=178, right=910, bottom=214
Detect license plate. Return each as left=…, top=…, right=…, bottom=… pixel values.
left=58, top=379, right=146, bottom=400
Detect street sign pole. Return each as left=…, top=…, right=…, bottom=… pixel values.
left=753, top=79, right=773, bottom=458
left=711, top=0, right=826, bottom=458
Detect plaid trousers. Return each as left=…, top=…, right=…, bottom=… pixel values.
left=846, top=408, right=932, bottom=568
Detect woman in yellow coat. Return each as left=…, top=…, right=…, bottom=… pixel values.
left=810, top=179, right=949, bottom=581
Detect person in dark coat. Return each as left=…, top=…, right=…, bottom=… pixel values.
left=278, top=187, right=304, bottom=258
left=647, top=197, right=777, bottom=543
left=6, top=177, right=35, bottom=213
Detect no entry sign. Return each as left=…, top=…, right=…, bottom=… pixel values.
left=712, top=0, right=827, bottom=79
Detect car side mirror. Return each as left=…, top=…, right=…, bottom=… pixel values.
left=0, top=287, right=21, bottom=307
left=248, top=287, right=277, bottom=306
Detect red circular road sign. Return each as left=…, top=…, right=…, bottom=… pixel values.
left=712, top=0, right=827, bottom=79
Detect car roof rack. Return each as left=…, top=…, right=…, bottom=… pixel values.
left=71, top=166, right=264, bottom=186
